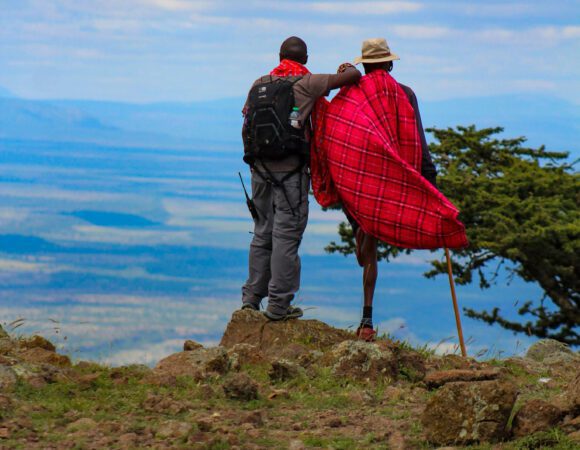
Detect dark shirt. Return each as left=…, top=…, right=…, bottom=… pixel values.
left=399, top=84, right=437, bottom=188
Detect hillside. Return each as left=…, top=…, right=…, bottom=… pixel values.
left=0, top=311, right=578, bottom=449
left=1, top=94, right=579, bottom=157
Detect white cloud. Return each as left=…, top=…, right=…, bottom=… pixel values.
left=0, top=207, right=31, bottom=225
left=102, top=339, right=184, bottom=366
left=67, top=225, right=194, bottom=246
left=473, top=26, right=580, bottom=45
left=452, top=2, right=534, bottom=17
left=142, top=0, right=212, bottom=12
left=390, top=25, right=453, bottom=39
left=271, top=1, right=423, bottom=15
left=376, top=317, right=407, bottom=334
left=0, top=258, right=49, bottom=272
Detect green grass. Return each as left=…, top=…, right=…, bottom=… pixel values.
left=505, top=429, right=578, bottom=450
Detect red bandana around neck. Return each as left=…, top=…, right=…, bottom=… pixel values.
left=270, top=59, right=310, bottom=77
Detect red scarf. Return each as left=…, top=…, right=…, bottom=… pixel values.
left=270, top=59, right=310, bottom=77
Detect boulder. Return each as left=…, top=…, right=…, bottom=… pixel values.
left=227, top=343, right=264, bottom=371
left=424, top=368, right=502, bottom=389
left=154, top=347, right=229, bottom=380
left=18, top=335, right=56, bottom=352
left=421, top=380, right=517, bottom=445
left=183, top=340, right=203, bottom=351
left=269, top=359, right=304, bottom=382
left=278, top=343, right=310, bottom=362
left=18, top=348, right=71, bottom=367
left=222, top=372, right=259, bottom=401
left=511, top=399, right=564, bottom=438
left=397, top=349, right=426, bottom=382
left=0, top=338, right=15, bottom=355
left=220, top=310, right=352, bottom=356
left=426, top=354, right=481, bottom=372
left=561, top=415, right=580, bottom=433
left=503, top=356, right=545, bottom=375
left=326, top=340, right=398, bottom=381
left=525, top=339, right=576, bottom=363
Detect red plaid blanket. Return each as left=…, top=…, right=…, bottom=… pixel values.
left=311, top=70, right=468, bottom=249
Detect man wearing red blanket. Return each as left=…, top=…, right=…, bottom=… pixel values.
left=241, top=37, right=361, bottom=320
left=310, top=38, right=468, bottom=340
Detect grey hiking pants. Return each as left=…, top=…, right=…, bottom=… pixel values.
left=241, top=167, right=309, bottom=315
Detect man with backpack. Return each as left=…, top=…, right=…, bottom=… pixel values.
left=241, top=36, right=361, bottom=320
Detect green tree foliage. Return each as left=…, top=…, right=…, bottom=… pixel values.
left=326, top=126, right=580, bottom=345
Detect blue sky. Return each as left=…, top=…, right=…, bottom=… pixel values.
left=1, top=0, right=579, bottom=103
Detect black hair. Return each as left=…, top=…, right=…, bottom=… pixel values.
left=362, top=61, right=393, bottom=75
left=279, top=36, right=308, bottom=64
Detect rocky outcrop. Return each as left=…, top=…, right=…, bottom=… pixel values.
left=325, top=340, right=398, bottom=382
left=421, top=380, right=518, bottom=445
left=222, top=372, right=259, bottom=401
left=227, top=343, right=264, bottom=371
left=183, top=340, right=203, bottom=351
left=18, top=348, right=71, bottom=367
left=424, top=368, right=502, bottom=389
left=153, top=347, right=229, bottom=380
left=269, top=359, right=304, bottom=382
left=18, top=335, right=56, bottom=352
left=220, top=309, right=352, bottom=355
left=512, top=399, right=564, bottom=437
left=1, top=315, right=578, bottom=448
left=525, top=339, right=577, bottom=363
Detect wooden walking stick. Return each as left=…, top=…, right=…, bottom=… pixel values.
left=445, top=248, right=467, bottom=357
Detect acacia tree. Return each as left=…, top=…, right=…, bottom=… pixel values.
left=327, top=126, right=580, bottom=345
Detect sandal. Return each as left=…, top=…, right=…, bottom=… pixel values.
left=356, top=326, right=377, bottom=342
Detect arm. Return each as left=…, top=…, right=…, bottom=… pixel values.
left=401, top=85, right=437, bottom=188
left=327, top=66, right=361, bottom=90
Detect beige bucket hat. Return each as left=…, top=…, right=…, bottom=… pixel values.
left=354, top=38, right=400, bottom=64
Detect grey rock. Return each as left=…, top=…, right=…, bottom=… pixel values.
left=512, top=399, right=564, bottom=438
left=222, top=372, right=259, bottom=401
left=327, top=340, right=398, bottom=381
left=154, top=347, right=230, bottom=380
left=526, top=339, right=576, bottom=363
left=421, top=380, right=517, bottom=445
left=269, top=359, right=304, bottom=382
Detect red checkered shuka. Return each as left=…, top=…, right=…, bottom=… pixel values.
left=313, top=70, right=468, bottom=249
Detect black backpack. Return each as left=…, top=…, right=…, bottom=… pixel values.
left=243, top=77, right=307, bottom=165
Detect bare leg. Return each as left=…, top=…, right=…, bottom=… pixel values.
left=362, top=239, right=378, bottom=308
left=355, top=230, right=378, bottom=307
left=355, top=230, right=378, bottom=341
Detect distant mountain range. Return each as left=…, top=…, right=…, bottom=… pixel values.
left=0, top=89, right=578, bottom=157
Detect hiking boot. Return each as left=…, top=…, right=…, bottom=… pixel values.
left=263, top=306, right=303, bottom=321
left=241, top=302, right=259, bottom=311
left=356, top=326, right=377, bottom=342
